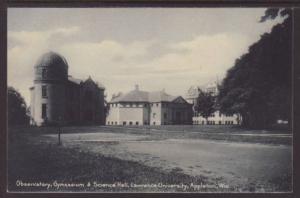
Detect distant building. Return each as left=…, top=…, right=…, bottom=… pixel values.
left=185, top=82, right=241, bottom=125
left=107, top=85, right=192, bottom=126
left=30, top=52, right=105, bottom=126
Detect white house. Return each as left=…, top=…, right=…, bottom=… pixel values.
left=107, top=85, right=193, bottom=126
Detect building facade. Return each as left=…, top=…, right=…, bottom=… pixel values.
left=30, top=51, right=105, bottom=126
left=107, top=85, right=192, bottom=126
left=185, top=82, right=241, bottom=125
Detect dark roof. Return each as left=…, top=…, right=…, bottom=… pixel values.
left=35, top=51, right=68, bottom=69
left=83, top=76, right=105, bottom=89
left=68, top=76, right=105, bottom=89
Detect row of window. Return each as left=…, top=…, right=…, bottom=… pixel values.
left=110, top=103, right=147, bottom=108
left=152, top=113, right=168, bottom=119
left=107, top=121, right=162, bottom=125
left=193, top=112, right=234, bottom=117
left=107, top=121, right=144, bottom=125
left=110, top=103, right=170, bottom=108
left=152, top=103, right=169, bottom=107
left=193, top=120, right=235, bottom=125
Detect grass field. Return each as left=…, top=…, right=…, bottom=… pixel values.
left=7, top=125, right=292, bottom=192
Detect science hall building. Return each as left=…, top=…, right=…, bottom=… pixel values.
left=29, top=52, right=106, bottom=126
left=185, top=82, right=241, bottom=125
left=106, top=85, right=193, bottom=126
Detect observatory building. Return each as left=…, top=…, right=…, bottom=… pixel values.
left=29, top=52, right=105, bottom=126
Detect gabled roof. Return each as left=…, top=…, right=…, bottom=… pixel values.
left=111, top=89, right=149, bottom=102
left=110, top=87, right=187, bottom=104
left=68, top=76, right=105, bottom=89
left=148, top=91, right=177, bottom=102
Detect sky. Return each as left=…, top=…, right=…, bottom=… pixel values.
left=7, top=8, right=285, bottom=105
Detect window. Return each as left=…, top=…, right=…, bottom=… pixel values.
left=219, top=121, right=222, bottom=125
left=129, top=121, right=133, bottom=125
left=136, top=121, right=139, bottom=125
left=156, top=103, right=159, bottom=107
left=153, top=113, right=156, bottom=118
left=164, top=113, right=167, bottom=119
left=123, top=121, right=126, bottom=125
left=108, top=121, right=110, bottom=125
left=153, top=122, right=156, bottom=125
left=115, top=122, right=117, bottom=125
left=42, top=85, right=47, bottom=98
left=42, top=69, right=47, bottom=78
left=42, top=104, right=47, bottom=119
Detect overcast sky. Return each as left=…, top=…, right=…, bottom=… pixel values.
left=7, top=8, right=284, bottom=104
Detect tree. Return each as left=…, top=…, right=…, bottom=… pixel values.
left=8, top=86, right=30, bottom=126
left=194, top=89, right=216, bottom=123
left=217, top=8, right=292, bottom=129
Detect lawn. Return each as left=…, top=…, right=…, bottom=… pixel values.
left=7, top=125, right=292, bottom=192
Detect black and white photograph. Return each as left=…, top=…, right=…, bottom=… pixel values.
left=6, top=7, right=293, bottom=193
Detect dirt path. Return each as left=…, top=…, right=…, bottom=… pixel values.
left=45, top=131, right=292, bottom=191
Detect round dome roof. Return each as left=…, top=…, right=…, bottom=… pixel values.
left=35, top=51, right=68, bottom=69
